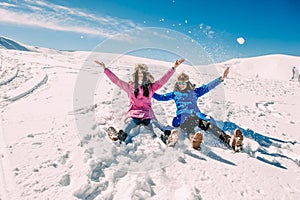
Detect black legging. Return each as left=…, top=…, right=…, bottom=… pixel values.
left=180, top=114, right=230, bottom=145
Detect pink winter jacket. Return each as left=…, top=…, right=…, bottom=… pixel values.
left=104, top=68, right=175, bottom=120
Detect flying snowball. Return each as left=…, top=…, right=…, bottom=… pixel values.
left=237, top=37, right=245, bottom=45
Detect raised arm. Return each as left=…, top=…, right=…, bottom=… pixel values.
left=152, top=58, right=185, bottom=91
left=153, top=92, right=175, bottom=101
left=95, top=60, right=130, bottom=92
left=194, top=66, right=230, bottom=98
left=221, top=66, right=230, bottom=81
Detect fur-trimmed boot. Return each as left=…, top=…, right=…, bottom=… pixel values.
left=107, top=126, right=119, bottom=141
left=189, top=132, right=203, bottom=150
left=166, top=129, right=179, bottom=147
left=231, top=129, right=244, bottom=152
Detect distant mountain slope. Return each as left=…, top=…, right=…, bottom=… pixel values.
left=219, top=54, right=300, bottom=81
left=0, top=36, right=30, bottom=51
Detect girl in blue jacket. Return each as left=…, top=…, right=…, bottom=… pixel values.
left=153, top=67, right=243, bottom=151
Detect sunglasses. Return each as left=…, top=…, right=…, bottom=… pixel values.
left=177, top=81, right=186, bottom=85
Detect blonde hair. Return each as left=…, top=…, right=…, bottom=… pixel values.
left=177, top=72, right=189, bottom=82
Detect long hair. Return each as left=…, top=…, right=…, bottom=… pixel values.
left=133, top=70, right=152, bottom=98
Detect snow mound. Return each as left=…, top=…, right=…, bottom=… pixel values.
left=0, top=36, right=31, bottom=52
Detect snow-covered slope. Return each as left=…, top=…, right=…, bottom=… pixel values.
left=0, top=36, right=31, bottom=52
left=0, top=46, right=300, bottom=200
left=221, top=54, right=300, bottom=81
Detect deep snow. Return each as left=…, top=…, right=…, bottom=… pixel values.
left=0, top=47, right=300, bottom=200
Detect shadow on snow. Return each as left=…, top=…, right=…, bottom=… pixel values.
left=216, top=121, right=299, bottom=169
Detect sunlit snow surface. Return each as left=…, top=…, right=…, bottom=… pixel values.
left=0, top=40, right=300, bottom=199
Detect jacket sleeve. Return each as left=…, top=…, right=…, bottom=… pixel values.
left=151, top=68, right=175, bottom=91
left=194, top=77, right=223, bottom=98
left=153, top=92, right=175, bottom=101
left=104, top=68, right=130, bottom=92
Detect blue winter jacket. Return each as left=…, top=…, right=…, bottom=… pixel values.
left=153, top=77, right=223, bottom=127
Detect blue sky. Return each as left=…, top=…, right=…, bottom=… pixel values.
left=0, top=0, right=300, bottom=62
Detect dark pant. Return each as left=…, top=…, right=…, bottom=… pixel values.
left=180, top=114, right=208, bottom=135
left=180, top=114, right=230, bottom=144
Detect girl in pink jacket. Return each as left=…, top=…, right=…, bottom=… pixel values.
left=95, top=59, right=184, bottom=144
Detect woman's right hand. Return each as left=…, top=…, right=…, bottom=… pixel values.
left=95, top=60, right=106, bottom=69
left=221, top=66, right=230, bottom=81
left=174, top=58, right=185, bottom=69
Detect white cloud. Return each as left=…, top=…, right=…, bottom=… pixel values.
left=0, top=0, right=139, bottom=38
left=0, top=8, right=113, bottom=37
left=0, top=2, right=17, bottom=7
left=25, top=5, right=43, bottom=11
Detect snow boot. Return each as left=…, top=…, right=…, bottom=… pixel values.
left=219, top=133, right=231, bottom=145
left=231, top=129, right=244, bottom=152
left=107, top=126, right=118, bottom=141
left=118, top=130, right=127, bottom=142
left=160, top=130, right=171, bottom=144
left=190, top=132, right=203, bottom=150
left=199, top=119, right=210, bottom=131
left=166, top=129, right=179, bottom=147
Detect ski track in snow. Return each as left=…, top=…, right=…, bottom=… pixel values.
left=0, top=49, right=300, bottom=200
